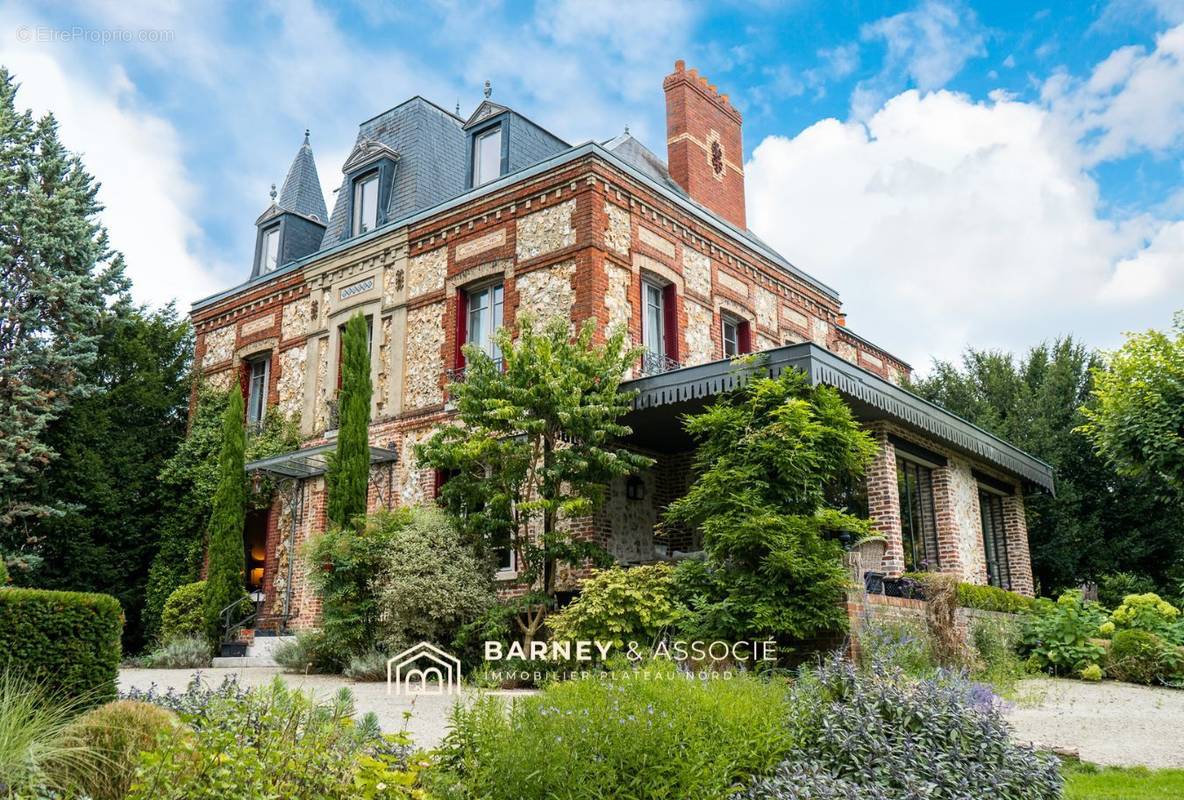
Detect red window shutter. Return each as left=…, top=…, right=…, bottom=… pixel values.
left=662, top=283, right=679, bottom=362
left=455, top=289, right=469, bottom=369
left=738, top=321, right=752, bottom=354
left=239, top=361, right=251, bottom=405
left=336, top=334, right=343, bottom=391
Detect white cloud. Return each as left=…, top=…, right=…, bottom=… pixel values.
left=0, top=21, right=225, bottom=310
left=1044, top=24, right=1184, bottom=165
left=853, top=0, right=985, bottom=117
left=746, top=88, right=1183, bottom=368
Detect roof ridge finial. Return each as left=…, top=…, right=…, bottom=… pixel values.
left=269, top=183, right=277, bottom=205
left=483, top=79, right=491, bottom=99
left=303, top=128, right=310, bottom=146
left=455, top=98, right=460, bottom=116
left=624, top=123, right=630, bottom=135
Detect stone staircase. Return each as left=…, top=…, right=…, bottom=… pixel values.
left=212, top=630, right=297, bottom=668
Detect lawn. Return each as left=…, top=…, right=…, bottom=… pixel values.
left=1064, top=763, right=1184, bottom=799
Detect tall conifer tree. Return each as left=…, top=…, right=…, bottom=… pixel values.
left=326, top=313, right=372, bottom=530
left=203, top=387, right=247, bottom=643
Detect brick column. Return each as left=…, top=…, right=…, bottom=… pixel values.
left=930, top=466, right=964, bottom=577
left=865, top=426, right=904, bottom=576
left=1003, top=490, right=1035, bottom=596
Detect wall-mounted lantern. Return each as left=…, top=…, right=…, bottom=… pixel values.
left=626, top=475, right=646, bottom=501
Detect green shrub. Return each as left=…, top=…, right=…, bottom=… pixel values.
left=855, top=608, right=935, bottom=677
left=376, top=507, right=494, bottom=653
left=58, top=699, right=181, bottom=800
left=159, top=581, right=207, bottom=644
left=0, top=587, right=122, bottom=704
left=957, top=582, right=1036, bottom=614
left=1098, top=571, right=1156, bottom=610
left=970, top=615, right=1028, bottom=696
left=0, top=558, right=8, bottom=586
left=0, top=671, right=93, bottom=798
left=127, top=679, right=424, bottom=799
left=549, top=563, right=686, bottom=649
left=1111, top=593, right=1181, bottom=643
left=1106, top=629, right=1175, bottom=685
left=435, top=664, right=793, bottom=800
left=272, top=631, right=334, bottom=673
left=1022, top=590, right=1106, bottom=676
left=343, top=650, right=388, bottom=682
left=742, top=659, right=1062, bottom=800
left=140, top=636, right=212, bottom=669
left=1081, top=663, right=1103, bottom=681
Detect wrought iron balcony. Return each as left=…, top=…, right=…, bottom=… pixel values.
left=639, top=351, right=681, bottom=377
left=446, top=358, right=504, bottom=387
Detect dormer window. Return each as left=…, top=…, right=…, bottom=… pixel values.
left=352, top=171, right=379, bottom=234
left=473, top=127, right=502, bottom=186
left=261, top=226, right=280, bottom=273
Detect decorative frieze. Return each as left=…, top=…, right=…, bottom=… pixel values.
left=339, top=277, right=375, bottom=300
left=455, top=228, right=506, bottom=261
left=717, top=271, right=748, bottom=298
left=516, top=199, right=575, bottom=261
left=638, top=226, right=675, bottom=258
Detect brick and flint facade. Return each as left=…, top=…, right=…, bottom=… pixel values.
left=191, top=63, right=1051, bottom=629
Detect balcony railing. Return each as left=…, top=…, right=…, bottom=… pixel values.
left=446, top=358, right=504, bottom=387
left=639, top=351, right=681, bottom=377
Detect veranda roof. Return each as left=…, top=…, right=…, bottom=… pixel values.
left=244, top=442, right=398, bottom=480
left=620, top=342, right=1055, bottom=494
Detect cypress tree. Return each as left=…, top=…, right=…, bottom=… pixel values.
left=326, top=313, right=372, bottom=530
left=203, top=386, right=247, bottom=644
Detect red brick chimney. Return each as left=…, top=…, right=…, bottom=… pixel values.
left=664, top=60, right=745, bottom=229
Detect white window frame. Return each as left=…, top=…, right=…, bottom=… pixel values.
left=722, top=315, right=741, bottom=357
left=261, top=227, right=280, bottom=273
left=473, top=127, right=502, bottom=187
left=642, top=279, right=666, bottom=359
left=352, top=171, right=379, bottom=235
left=246, top=356, right=269, bottom=426
left=466, top=282, right=504, bottom=362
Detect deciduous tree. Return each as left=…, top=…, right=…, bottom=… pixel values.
left=418, top=317, right=650, bottom=643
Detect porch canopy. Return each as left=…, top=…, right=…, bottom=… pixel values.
left=619, top=342, right=1055, bottom=494
left=244, top=441, right=399, bottom=479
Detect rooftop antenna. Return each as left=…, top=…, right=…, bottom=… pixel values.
left=483, top=80, right=491, bottom=99
left=269, top=183, right=277, bottom=205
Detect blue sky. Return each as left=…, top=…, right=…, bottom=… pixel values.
left=2, top=0, right=1182, bottom=369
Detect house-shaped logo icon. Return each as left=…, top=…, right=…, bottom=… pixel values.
left=386, top=642, right=462, bottom=695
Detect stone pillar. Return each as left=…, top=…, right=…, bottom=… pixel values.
left=1003, top=490, right=1035, bottom=596
left=865, top=426, right=904, bottom=576
left=930, top=466, right=964, bottom=577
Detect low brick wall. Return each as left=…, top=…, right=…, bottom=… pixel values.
left=845, top=589, right=1018, bottom=663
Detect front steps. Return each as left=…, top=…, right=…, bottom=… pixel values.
left=212, top=632, right=297, bottom=668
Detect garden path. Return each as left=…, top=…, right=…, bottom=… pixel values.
left=119, top=667, right=534, bottom=750
left=1006, top=677, right=1184, bottom=768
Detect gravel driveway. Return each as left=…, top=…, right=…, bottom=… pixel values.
left=1005, top=677, right=1184, bottom=768
left=122, top=669, right=1184, bottom=766
left=119, top=667, right=533, bottom=751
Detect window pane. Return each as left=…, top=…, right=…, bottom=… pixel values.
left=247, top=360, right=267, bottom=424
left=475, top=129, right=502, bottom=186
left=354, top=174, right=379, bottom=234
left=723, top=319, right=738, bottom=357
left=897, top=458, right=939, bottom=571
left=263, top=229, right=279, bottom=272
left=643, top=282, right=664, bottom=357
left=979, top=490, right=1011, bottom=589
left=491, top=285, right=504, bottom=361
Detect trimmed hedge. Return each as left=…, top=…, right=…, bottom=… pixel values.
left=957, top=582, right=1036, bottom=614
left=159, top=580, right=207, bottom=644
left=902, top=572, right=1035, bottom=614
left=0, top=588, right=123, bottom=705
